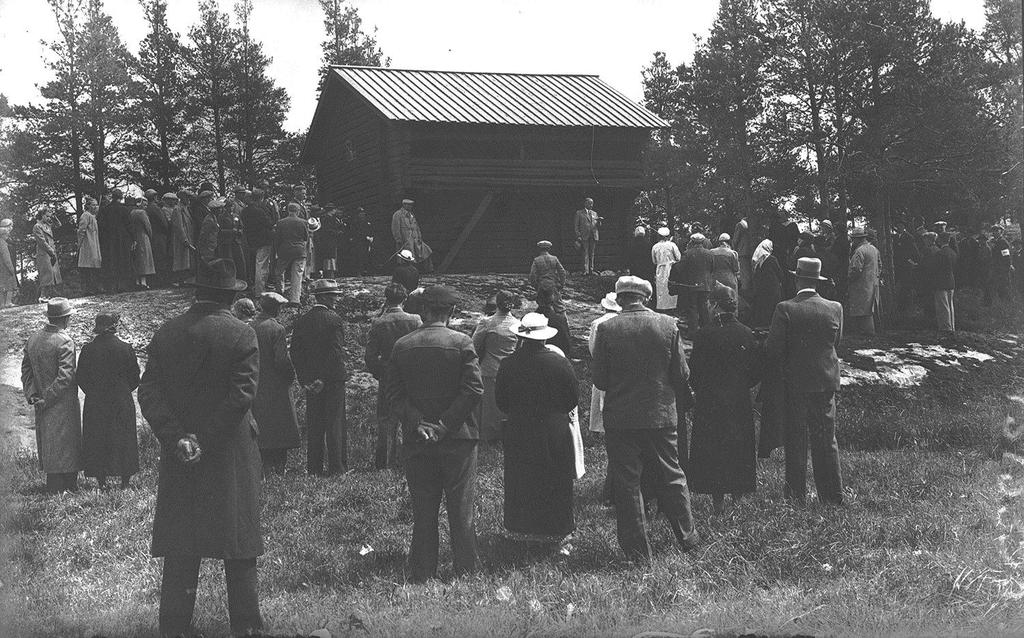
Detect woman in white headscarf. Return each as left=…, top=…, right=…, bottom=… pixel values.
left=651, top=227, right=680, bottom=312
left=750, top=239, right=782, bottom=328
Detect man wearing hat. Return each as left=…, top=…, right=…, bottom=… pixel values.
left=766, top=257, right=844, bottom=505
left=392, top=249, right=420, bottom=294
left=592, top=276, right=699, bottom=562
left=139, top=258, right=264, bottom=636
left=98, top=188, right=133, bottom=292
left=77, top=312, right=140, bottom=489
left=164, top=192, right=195, bottom=284
left=528, top=240, right=567, bottom=303
left=33, top=208, right=63, bottom=301
left=384, top=285, right=484, bottom=582
left=710, top=232, right=740, bottom=292
left=365, top=283, right=422, bottom=469
left=252, top=292, right=301, bottom=474
left=0, top=218, right=17, bottom=307
left=22, top=298, right=82, bottom=493
left=391, top=198, right=433, bottom=272
left=199, top=197, right=248, bottom=289
left=274, top=203, right=310, bottom=303
left=190, top=189, right=215, bottom=244
left=144, top=188, right=171, bottom=286
left=240, top=189, right=277, bottom=295
left=670, top=233, right=715, bottom=338
left=574, top=197, right=601, bottom=274
left=291, top=279, right=349, bottom=475
left=847, top=227, right=880, bottom=335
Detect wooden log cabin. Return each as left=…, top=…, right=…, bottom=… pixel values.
left=301, top=66, right=667, bottom=273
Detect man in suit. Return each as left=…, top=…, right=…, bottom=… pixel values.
left=240, top=189, right=277, bottom=295
left=766, top=257, right=844, bottom=505
left=574, top=197, right=601, bottom=274
left=22, top=298, right=82, bottom=493
left=274, top=203, right=310, bottom=303
left=365, top=283, right=422, bottom=469
left=847, top=227, right=880, bottom=335
left=592, top=275, right=699, bottom=562
left=384, top=285, right=483, bottom=582
left=710, top=233, right=741, bottom=292
left=144, top=188, right=170, bottom=286
left=669, top=233, right=715, bottom=339
left=929, top=233, right=958, bottom=332
left=291, top=279, right=349, bottom=475
left=138, top=258, right=264, bottom=636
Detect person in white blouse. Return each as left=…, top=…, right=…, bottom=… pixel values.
left=651, top=227, right=681, bottom=312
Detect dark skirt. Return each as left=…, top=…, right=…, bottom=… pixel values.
left=503, top=412, right=575, bottom=537
left=82, top=393, right=139, bottom=478
left=687, top=391, right=756, bottom=495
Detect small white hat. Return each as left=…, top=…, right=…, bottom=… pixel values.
left=690, top=232, right=706, bottom=242
left=402, top=198, right=414, bottom=204
left=600, top=292, right=621, bottom=312
left=306, top=217, right=322, bottom=231
left=512, top=312, right=558, bottom=341
left=657, top=227, right=671, bottom=237
left=718, top=233, right=731, bottom=243
left=398, top=249, right=414, bottom=261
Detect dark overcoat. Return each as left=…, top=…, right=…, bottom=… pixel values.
left=77, top=332, right=140, bottom=477
left=98, top=203, right=132, bottom=280
left=139, top=303, right=263, bottom=559
left=252, top=313, right=300, bottom=450
left=495, top=342, right=579, bottom=536
left=687, top=314, right=761, bottom=495
left=750, top=255, right=783, bottom=328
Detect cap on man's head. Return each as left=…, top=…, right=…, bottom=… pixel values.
left=293, top=184, right=306, bottom=191
left=144, top=188, right=158, bottom=198
left=161, top=192, right=178, bottom=201
left=709, top=281, right=737, bottom=307
left=259, top=291, right=288, bottom=309
left=536, top=240, right=552, bottom=249
left=0, top=218, right=12, bottom=229
left=420, top=285, right=458, bottom=308
left=401, top=198, right=414, bottom=205
left=718, top=233, right=731, bottom=243
left=614, top=275, right=652, bottom=298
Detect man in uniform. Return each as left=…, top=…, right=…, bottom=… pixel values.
left=766, top=257, right=844, bottom=505
left=574, top=197, right=601, bottom=274
left=592, top=276, right=699, bottom=562
left=384, top=285, right=483, bottom=582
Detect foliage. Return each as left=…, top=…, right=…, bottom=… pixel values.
left=186, top=0, right=235, bottom=194
left=317, top=0, right=388, bottom=91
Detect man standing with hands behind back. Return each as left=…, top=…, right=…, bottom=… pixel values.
left=766, top=257, right=845, bottom=505
left=574, top=197, right=601, bottom=275
left=384, top=285, right=483, bottom=583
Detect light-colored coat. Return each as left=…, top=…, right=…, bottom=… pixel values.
left=77, top=211, right=102, bottom=268
left=129, top=208, right=155, bottom=276
left=652, top=239, right=681, bottom=310
left=587, top=311, right=618, bottom=432
left=168, top=204, right=194, bottom=272
left=33, top=221, right=62, bottom=286
left=0, top=237, right=17, bottom=292
left=848, top=241, right=880, bottom=317
left=22, top=324, right=82, bottom=473
left=391, top=208, right=432, bottom=262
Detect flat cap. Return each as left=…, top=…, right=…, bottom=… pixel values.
left=536, top=240, right=552, bottom=249
left=614, top=275, right=653, bottom=298
left=420, top=285, right=458, bottom=307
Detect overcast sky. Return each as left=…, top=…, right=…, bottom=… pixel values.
left=0, top=0, right=987, bottom=133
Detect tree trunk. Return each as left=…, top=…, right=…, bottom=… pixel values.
left=212, top=80, right=226, bottom=194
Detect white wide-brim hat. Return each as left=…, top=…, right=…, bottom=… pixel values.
left=511, top=311, right=558, bottom=341
left=600, top=292, right=621, bottom=312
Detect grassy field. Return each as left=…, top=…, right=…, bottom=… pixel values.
left=1, top=275, right=1023, bottom=637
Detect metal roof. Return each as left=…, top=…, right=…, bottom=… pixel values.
left=328, top=66, right=668, bottom=128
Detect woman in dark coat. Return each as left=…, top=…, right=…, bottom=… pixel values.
left=495, top=312, right=580, bottom=545
left=687, top=284, right=762, bottom=513
left=252, top=292, right=300, bottom=473
left=76, top=313, right=140, bottom=489
left=626, top=226, right=655, bottom=287
left=749, top=239, right=783, bottom=328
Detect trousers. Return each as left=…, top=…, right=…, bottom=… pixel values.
left=307, top=381, right=347, bottom=475
left=374, top=385, right=401, bottom=469
left=581, top=238, right=598, bottom=273
left=783, top=390, right=843, bottom=504
left=402, top=439, right=478, bottom=583
left=933, top=289, right=955, bottom=331
left=680, top=290, right=711, bottom=339
left=277, top=257, right=305, bottom=303
left=158, top=555, right=262, bottom=637
left=605, top=428, right=697, bottom=562
left=251, top=245, right=273, bottom=295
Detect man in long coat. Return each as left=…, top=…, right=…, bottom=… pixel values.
left=98, top=189, right=133, bottom=293
left=0, top=218, right=18, bottom=307
left=22, top=298, right=82, bottom=492
left=165, top=193, right=194, bottom=284
left=766, top=257, right=844, bottom=505
left=252, top=292, right=300, bottom=474
left=391, top=198, right=433, bottom=271
left=592, top=276, right=699, bottom=562
left=291, top=279, right=349, bottom=475
left=384, top=285, right=483, bottom=582
left=847, top=227, right=880, bottom=335
left=573, top=197, right=601, bottom=274
left=33, top=209, right=62, bottom=300
left=77, top=312, right=139, bottom=489
left=669, top=234, right=715, bottom=338
left=199, top=198, right=247, bottom=286
left=138, top=257, right=264, bottom=636
left=77, top=196, right=102, bottom=294
left=145, top=188, right=171, bottom=286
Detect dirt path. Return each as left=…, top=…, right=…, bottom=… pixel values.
left=0, top=351, right=35, bottom=453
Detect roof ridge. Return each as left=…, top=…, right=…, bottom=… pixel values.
left=330, top=65, right=600, bottom=78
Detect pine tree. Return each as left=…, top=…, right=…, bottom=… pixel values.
left=187, top=0, right=235, bottom=193
left=318, top=0, right=387, bottom=90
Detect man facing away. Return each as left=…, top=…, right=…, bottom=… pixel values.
left=291, top=279, right=349, bottom=475
left=240, top=189, right=277, bottom=295
left=529, top=239, right=568, bottom=296
left=592, top=275, right=699, bottom=562
left=22, top=298, right=82, bottom=493
left=929, top=233, right=958, bottom=333
left=274, top=203, right=309, bottom=303
left=365, top=283, right=422, bottom=469
left=138, top=258, right=264, bottom=636
left=766, top=257, right=844, bottom=505
left=847, top=227, right=880, bottom=335
left=384, top=285, right=483, bottom=583
left=573, top=197, right=601, bottom=274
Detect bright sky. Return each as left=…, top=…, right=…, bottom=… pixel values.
left=0, top=0, right=987, bottom=133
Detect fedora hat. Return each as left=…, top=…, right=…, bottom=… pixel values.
left=187, top=258, right=247, bottom=291
left=513, top=312, right=558, bottom=341
left=46, top=297, right=74, bottom=319
left=791, top=257, right=828, bottom=281
left=93, top=312, right=120, bottom=334
left=614, top=275, right=653, bottom=298
left=310, top=279, right=343, bottom=295
left=600, top=292, right=621, bottom=312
